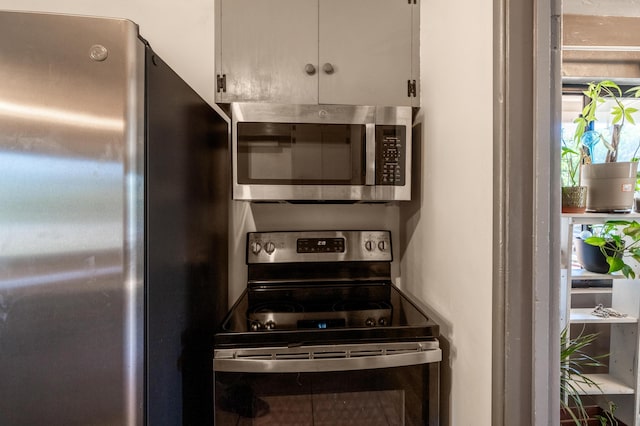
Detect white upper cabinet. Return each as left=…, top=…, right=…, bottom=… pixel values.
left=215, top=0, right=318, bottom=104
left=317, top=0, right=415, bottom=106
left=215, top=0, right=420, bottom=106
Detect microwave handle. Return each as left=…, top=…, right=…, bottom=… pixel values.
left=365, top=124, right=376, bottom=185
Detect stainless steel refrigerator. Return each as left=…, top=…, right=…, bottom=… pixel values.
left=0, top=11, right=229, bottom=425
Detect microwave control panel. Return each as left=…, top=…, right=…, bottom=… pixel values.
left=375, top=125, right=406, bottom=186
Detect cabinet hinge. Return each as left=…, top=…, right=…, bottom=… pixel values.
left=407, top=80, right=417, bottom=97
left=216, top=74, right=227, bottom=93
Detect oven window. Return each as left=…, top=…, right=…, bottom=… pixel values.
left=237, top=122, right=366, bottom=184
left=214, top=364, right=436, bottom=425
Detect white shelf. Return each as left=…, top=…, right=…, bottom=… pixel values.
left=571, top=269, right=623, bottom=280
left=570, top=308, right=637, bottom=324
left=571, top=287, right=613, bottom=295
left=561, top=214, right=640, bottom=426
left=562, top=212, right=640, bottom=225
left=568, top=373, right=635, bottom=395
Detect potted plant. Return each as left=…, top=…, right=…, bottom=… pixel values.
left=575, top=233, right=622, bottom=275
left=575, top=222, right=626, bottom=274
left=583, top=219, right=640, bottom=278
left=574, top=81, right=640, bottom=212
left=562, top=132, right=587, bottom=213
left=560, top=326, right=618, bottom=425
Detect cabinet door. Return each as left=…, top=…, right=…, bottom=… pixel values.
left=319, top=0, right=415, bottom=106
left=216, top=0, right=318, bottom=103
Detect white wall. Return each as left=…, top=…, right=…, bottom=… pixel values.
left=0, top=0, right=217, bottom=106
left=229, top=202, right=401, bottom=304
left=399, top=1, right=494, bottom=425
left=1, top=1, right=495, bottom=424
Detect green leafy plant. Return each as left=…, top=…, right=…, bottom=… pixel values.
left=595, top=401, right=619, bottom=426
left=573, top=81, right=640, bottom=163
left=562, top=135, right=582, bottom=187
left=584, top=220, right=640, bottom=278
left=560, top=326, right=611, bottom=425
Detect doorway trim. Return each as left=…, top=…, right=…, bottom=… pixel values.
left=493, top=0, right=560, bottom=424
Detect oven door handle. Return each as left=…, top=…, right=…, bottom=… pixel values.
left=214, top=344, right=442, bottom=374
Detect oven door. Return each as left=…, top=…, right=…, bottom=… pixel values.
left=213, top=340, right=441, bottom=426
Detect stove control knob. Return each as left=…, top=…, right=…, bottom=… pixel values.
left=250, top=241, right=262, bottom=255
left=379, top=317, right=389, bottom=326
left=365, top=318, right=376, bottom=327
left=250, top=321, right=262, bottom=331
left=264, top=320, right=276, bottom=330
left=364, top=240, right=375, bottom=252
left=264, top=241, right=276, bottom=255
left=378, top=240, right=389, bottom=252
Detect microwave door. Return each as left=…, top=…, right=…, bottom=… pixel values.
left=237, top=123, right=364, bottom=185
left=231, top=103, right=412, bottom=201
left=365, top=123, right=376, bottom=186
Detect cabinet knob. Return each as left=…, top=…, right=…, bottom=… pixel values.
left=322, top=63, right=335, bottom=75
left=304, top=64, right=316, bottom=75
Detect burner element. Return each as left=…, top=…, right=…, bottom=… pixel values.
left=333, top=300, right=390, bottom=312
left=250, top=302, right=304, bottom=314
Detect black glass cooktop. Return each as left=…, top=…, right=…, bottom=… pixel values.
left=214, top=282, right=439, bottom=349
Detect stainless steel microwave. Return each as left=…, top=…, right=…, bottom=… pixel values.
left=231, top=103, right=413, bottom=201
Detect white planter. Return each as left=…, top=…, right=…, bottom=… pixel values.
left=582, top=161, right=639, bottom=212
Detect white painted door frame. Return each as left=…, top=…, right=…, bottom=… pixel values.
left=493, top=0, right=561, bottom=424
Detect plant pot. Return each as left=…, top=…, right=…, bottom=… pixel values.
left=582, top=161, right=638, bottom=212
left=574, top=237, right=620, bottom=274
left=562, top=186, right=587, bottom=213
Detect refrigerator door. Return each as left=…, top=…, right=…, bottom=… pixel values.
left=144, top=36, right=230, bottom=426
left=0, top=12, right=144, bottom=425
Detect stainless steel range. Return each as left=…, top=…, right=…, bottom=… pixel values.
left=214, top=230, right=441, bottom=425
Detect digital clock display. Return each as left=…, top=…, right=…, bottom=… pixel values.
left=297, top=238, right=345, bottom=253
left=298, top=319, right=346, bottom=329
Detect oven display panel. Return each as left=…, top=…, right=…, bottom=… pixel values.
left=298, top=319, right=346, bottom=329
left=297, top=238, right=345, bottom=253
